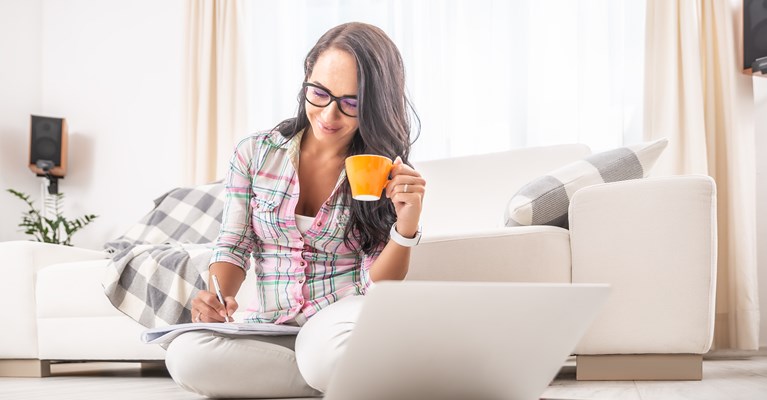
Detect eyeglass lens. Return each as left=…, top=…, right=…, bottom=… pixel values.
left=305, top=85, right=358, bottom=117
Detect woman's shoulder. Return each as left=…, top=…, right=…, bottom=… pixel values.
left=234, top=129, right=290, bottom=153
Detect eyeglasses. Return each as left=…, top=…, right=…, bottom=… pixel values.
left=302, top=82, right=359, bottom=118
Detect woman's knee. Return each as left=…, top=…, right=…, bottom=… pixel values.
left=165, top=331, right=320, bottom=398
left=295, top=295, right=365, bottom=392
left=164, top=332, right=213, bottom=393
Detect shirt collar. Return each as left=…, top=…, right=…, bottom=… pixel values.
left=264, top=129, right=295, bottom=149
left=263, top=128, right=304, bottom=170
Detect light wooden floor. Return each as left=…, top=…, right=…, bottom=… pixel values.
left=1, top=356, right=766, bottom=400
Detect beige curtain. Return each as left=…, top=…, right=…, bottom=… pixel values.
left=183, top=0, right=248, bottom=185
left=644, top=0, right=759, bottom=350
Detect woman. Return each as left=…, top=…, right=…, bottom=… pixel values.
left=165, top=22, right=425, bottom=398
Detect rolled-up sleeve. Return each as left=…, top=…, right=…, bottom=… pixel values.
left=210, top=138, right=258, bottom=271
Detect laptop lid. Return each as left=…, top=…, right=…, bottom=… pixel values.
left=324, top=281, right=609, bottom=400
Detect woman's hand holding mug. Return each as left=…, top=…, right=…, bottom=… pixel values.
left=345, top=154, right=425, bottom=237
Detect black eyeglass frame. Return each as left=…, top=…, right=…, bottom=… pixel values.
left=302, top=82, right=359, bottom=118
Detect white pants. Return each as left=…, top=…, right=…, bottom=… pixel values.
left=165, top=295, right=365, bottom=398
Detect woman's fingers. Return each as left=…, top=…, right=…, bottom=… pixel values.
left=386, top=159, right=422, bottom=195
left=391, top=156, right=419, bottom=177
left=191, top=290, right=227, bottom=323
left=385, top=156, right=427, bottom=231
left=223, top=296, right=239, bottom=321
left=386, top=176, right=426, bottom=198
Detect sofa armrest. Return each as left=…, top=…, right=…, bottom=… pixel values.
left=569, top=175, right=717, bottom=355
left=408, top=226, right=572, bottom=283
left=0, top=241, right=107, bottom=359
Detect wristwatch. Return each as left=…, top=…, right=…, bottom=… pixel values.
left=389, top=223, right=422, bottom=247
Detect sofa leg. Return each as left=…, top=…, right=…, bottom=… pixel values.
left=0, top=359, right=51, bottom=377
left=140, top=361, right=168, bottom=376
left=575, top=354, right=702, bottom=381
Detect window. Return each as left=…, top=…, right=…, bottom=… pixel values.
left=244, top=0, right=646, bottom=160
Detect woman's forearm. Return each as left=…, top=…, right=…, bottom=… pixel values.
left=209, top=261, right=247, bottom=297
left=369, top=239, right=411, bottom=282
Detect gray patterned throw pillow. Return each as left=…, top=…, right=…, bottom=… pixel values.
left=504, top=138, right=668, bottom=228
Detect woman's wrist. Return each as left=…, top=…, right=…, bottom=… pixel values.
left=394, top=221, right=419, bottom=238
left=390, top=223, right=422, bottom=247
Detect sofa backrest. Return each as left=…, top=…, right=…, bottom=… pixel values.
left=413, top=144, right=591, bottom=235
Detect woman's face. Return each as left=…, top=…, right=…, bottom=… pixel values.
left=305, top=48, right=360, bottom=148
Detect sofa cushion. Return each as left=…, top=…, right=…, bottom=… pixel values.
left=409, top=226, right=572, bottom=283
left=504, top=138, right=668, bottom=228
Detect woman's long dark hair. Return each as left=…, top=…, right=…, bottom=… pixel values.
left=274, top=22, right=420, bottom=254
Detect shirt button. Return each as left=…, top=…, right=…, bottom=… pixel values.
left=298, top=278, right=305, bottom=284
left=300, top=261, right=306, bottom=266
left=298, top=299, right=304, bottom=305
left=316, top=221, right=322, bottom=227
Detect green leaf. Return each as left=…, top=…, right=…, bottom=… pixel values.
left=8, top=188, right=98, bottom=245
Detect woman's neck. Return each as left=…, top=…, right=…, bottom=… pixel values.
left=301, top=126, right=352, bottom=160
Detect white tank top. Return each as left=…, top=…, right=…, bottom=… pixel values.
left=295, top=214, right=314, bottom=235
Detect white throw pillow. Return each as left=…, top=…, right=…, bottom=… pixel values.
left=505, top=138, right=669, bottom=228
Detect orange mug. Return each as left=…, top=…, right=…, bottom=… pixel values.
left=345, top=154, right=393, bottom=201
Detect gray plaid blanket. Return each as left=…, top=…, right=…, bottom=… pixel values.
left=102, top=183, right=226, bottom=328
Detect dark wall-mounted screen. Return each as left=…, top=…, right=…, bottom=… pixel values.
left=744, top=0, right=767, bottom=69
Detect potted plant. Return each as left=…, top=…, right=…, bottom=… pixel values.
left=7, top=189, right=98, bottom=246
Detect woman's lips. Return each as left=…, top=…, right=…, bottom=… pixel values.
left=318, top=120, right=340, bottom=133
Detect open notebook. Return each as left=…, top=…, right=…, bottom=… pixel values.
left=141, top=322, right=300, bottom=344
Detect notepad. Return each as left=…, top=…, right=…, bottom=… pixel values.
left=141, top=322, right=301, bottom=344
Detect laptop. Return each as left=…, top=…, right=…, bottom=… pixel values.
left=323, top=281, right=609, bottom=400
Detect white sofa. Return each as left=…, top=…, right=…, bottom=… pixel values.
left=0, top=143, right=717, bottom=381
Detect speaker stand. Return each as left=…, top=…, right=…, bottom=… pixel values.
left=37, top=173, right=60, bottom=196
left=39, top=178, right=50, bottom=219
left=45, top=174, right=59, bottom=195
left=39, top=176, right=60, bottom=218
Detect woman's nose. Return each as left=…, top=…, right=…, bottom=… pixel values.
left=321, top=100, right=342, bottom=120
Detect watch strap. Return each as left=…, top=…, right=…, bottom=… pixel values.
left=389, top=223, right=422, bottom=247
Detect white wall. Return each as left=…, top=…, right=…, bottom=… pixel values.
left=2, top=0, right=767, bottom=347
left=0, top=0, right=43, bottom=244
left=755, top=77, right=767, bottom=349
left=0, top=0, right=185, bottom=249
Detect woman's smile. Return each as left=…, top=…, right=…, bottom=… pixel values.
left=317, top=119, right=341, bottom=133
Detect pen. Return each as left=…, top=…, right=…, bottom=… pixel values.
left=211, top=274, right=231, bottom=322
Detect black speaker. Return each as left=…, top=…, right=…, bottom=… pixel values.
left=744, top=0, right=767, bottom=71
left=29, top=115, right=68, bottom=178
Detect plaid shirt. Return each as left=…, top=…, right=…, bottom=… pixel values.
left=211, top=130, right=382, bottom=324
